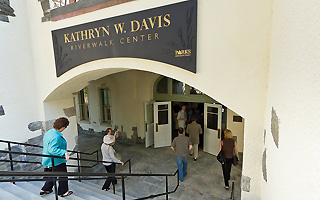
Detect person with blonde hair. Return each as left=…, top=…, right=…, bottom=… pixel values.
left=218, top=129, right=239, bottom=190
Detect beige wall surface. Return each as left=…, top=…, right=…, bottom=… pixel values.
left=75, top=70, right=158, bottom=139
left=262, top=0, right=320, bottom=199
left=227, top=109, right=244, bottom=153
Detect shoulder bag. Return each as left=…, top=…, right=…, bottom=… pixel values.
left=217, top=142, right=226, bottom=164
left=232, top=140, right=239, bottom=166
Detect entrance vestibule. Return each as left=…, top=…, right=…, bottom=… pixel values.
left=151, top=76, right=243, bottom=156
left=68, top=70, right=243, bottom=156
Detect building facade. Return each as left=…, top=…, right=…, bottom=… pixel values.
left=0, top=0, right=319, bottom=199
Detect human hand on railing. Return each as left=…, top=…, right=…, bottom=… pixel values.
left=65, top=152, right=69, bottom=160
left=120, top=161, right=124, bottom=166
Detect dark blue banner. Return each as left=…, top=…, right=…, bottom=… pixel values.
left=52, top=0, right=197, bottom=77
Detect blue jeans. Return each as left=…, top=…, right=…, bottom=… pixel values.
left=176, top=156, right=188, bottom=181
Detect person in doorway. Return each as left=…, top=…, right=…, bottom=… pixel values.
left=177, top=105, right=187, bottom=129
left=186, top=117, right=203, bottom=161
left=171, top=128, right=192, bottom=182
left=101, top=135, right=124, bottom=191
left=193, top=108, right=203, bottom=126
left=218, top=129, right=239, bottom=190
left=40, top=117, right=73, bottom=197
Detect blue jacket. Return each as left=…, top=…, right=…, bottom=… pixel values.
left=42, top=128, right=67, bottom=167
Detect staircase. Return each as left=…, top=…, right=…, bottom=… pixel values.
left=0, top=138, right=179, bottom=200
left=0, top=180, right=135, bottom=200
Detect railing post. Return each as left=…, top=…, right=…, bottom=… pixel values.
left=129, top=159, right=132, bottom=174
left=96, top=150, right=99, bottom=165
left=7, top=142, right=15, bottom=184
left=165, top=175, right=168, bottom=200
left=113, top=178, right=116, bottom=194
left=177, top=170, right=179, bottom=187
left=52, top=157, right=58, bottom=200
left=230, top=181, right=235, bottom=200
left=121, top=176, right=126, bottom=200
left=76, top=152, right=81, bottom=182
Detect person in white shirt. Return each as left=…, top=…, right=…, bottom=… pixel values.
left=177, top=105, right=187, bottom=129
left=101, top=135, right=124, bottom=191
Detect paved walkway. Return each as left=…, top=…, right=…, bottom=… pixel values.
left=77, top=133, right=242, bottom=200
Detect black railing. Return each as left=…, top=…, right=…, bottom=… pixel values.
left=0, top=139, right=180, bottom=200
left=0, top=139, right=100, bottom=180
left=0, top=170, right=179, bottom=200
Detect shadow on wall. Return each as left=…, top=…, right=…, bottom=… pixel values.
left=78, top=124, right=145, bottom=145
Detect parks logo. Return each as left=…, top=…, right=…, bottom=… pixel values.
left=175, top=49, right=191, bottom=57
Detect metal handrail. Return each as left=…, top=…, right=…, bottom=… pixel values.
left=0, top=140, right=179, bottom=200
left=0, top=139, right=97, bottom=155
left=0, top=149, right=129, bottom=168
left=0, top=170, right=179, bottom=200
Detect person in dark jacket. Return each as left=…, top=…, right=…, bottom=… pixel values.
left=218, top=129, right=239, bottom=190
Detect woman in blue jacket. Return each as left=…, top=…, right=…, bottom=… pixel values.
left=40, top=117, right=73, bottom=197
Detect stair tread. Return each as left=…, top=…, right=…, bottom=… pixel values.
left=81, top=180, right=135, bottom=199
left=28, top=181, right=86, bottom=200
left=0, top=187, right=23, bottom=200
left=0, top=182, right=43, bottom=200
left=71, top=181, right=125, bottom=200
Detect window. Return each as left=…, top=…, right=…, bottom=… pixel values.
left=79, top=88, right=89, bottom=121
left=100, top=88, right=112, bottom=123
left=156, top=77, right=168, bottom=94
left=190, top=86, right=203, bottom=95
left=172, top=79, right=186, bottom=94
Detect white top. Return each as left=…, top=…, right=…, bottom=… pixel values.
left=101, top=143, right=121, bottom=166
left=177, top=110, right=187, bottom=128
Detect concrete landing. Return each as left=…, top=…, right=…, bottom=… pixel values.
left=77, top=133, right=242, bottom=200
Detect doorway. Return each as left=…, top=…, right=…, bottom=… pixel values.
left=172, top=102, right=204, bottom=149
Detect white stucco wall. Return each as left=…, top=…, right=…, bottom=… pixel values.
left=0, top=0, right=42, bottom=149
left=261, top=0, right=320, bottom=199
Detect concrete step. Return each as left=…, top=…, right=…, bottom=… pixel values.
left=29, top=181, right=86, bottom=200
left=68, top=181, right=101, bottom=200
left=0, top=182, right=43, bottom=200
left=81, top=180, right=135, bottom=200
left=0, top=187, right=23, bottom=200
left=72, top=180, right=126, bottom=200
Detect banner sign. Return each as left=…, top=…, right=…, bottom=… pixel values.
left=52, top=0, right=197, bottom=77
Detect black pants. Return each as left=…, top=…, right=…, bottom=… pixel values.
left=102, top=163, right=116, bottom=190
left=222, top=158, right=233, bottom=187
left=41, top=163, right=68, bottom=195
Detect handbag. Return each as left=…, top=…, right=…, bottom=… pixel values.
left=217, top=144, right=226, bottom=164
left=232, top=155, right=239, bottom=166
left=232, top=140, right=239, bottom=166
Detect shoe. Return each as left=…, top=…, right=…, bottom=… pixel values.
left=225, top=186, right=229, bottom=190
left=59, top=191, right=73, bottom=197
left=40, top=190, right=53, bottom=196
left=102, top=188, right=110, bottom=191
left=194, top=158, right=197, bottom=161
left=190, top=153, right=193, bottom=156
